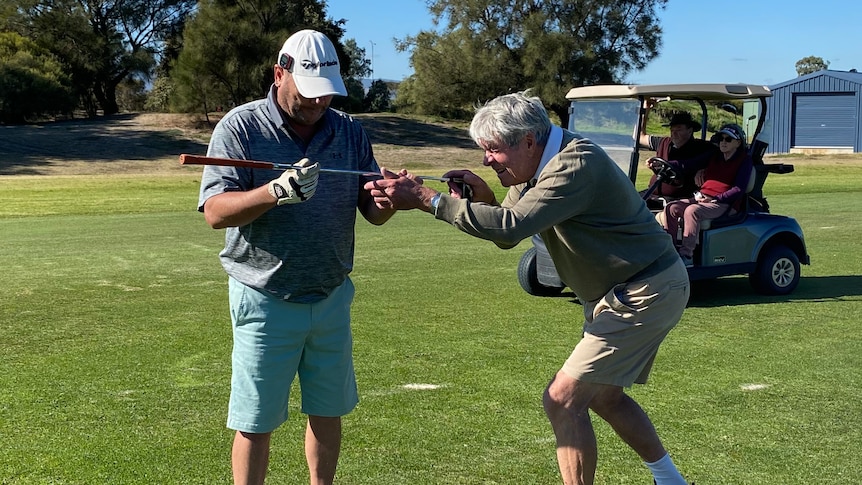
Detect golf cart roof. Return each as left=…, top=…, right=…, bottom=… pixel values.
left=566, top=83, right=772, bottom=101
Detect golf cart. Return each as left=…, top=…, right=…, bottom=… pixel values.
left=518, top=83, right=810, bottom=297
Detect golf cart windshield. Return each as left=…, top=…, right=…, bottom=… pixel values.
left=569, top=99, right=640, bottom=177
left=565, top=83, right=774, bottom=182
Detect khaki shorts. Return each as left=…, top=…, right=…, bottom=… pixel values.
left=561, top=260, right=690, bottom=387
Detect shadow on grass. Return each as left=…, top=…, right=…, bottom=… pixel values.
left=688, top=275, right=862, bottom=307
left=0, top=113, right=208, bottom=175
left=357, top=114, right=476, bottom=149
left=0, top=113, right=473, bottom=175
left=535, top=275, right=862, bottom=308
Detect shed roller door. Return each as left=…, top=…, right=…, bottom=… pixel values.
left=793, top=94, right=856, bottom=147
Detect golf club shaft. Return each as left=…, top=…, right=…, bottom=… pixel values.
left=179, top=154, right=451, bottom=182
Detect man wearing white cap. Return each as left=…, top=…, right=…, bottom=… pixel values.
left=197, top=29, right=395, bottom=484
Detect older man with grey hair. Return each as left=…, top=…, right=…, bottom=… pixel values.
left=366, top=92, right=692, bottom=485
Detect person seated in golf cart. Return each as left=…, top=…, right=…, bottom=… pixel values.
left=638, top=104, right=718, bottom=200
left=660, top=123, right=753, bottom=265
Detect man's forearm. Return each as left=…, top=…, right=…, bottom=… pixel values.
left=359, top=190, right=397, bottom=225
left=203, top=187, right=276, bottom=229
left=638, top=105, right=651, bottom=148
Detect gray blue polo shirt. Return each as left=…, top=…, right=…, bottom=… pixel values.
left=198, top=85, right=378, bottom=303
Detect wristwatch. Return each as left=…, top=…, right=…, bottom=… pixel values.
left=429, top=192, right=441, bottom=215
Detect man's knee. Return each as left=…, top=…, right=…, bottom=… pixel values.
left=542, top=373, right=595, bottom=418
left=542, top=384, right=563, bottom=417
left=236, top=430, right=272, bottom=444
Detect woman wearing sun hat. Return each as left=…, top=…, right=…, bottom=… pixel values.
left=662, top=123, right=753, bottom=265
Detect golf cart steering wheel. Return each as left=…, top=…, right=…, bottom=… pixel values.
left=647, top=157, right=682, bottom=186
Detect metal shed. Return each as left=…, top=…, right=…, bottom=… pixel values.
left=766, top=69, right=862, bottom=154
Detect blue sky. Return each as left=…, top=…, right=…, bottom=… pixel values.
left=325, top=0, right=862, bottom=87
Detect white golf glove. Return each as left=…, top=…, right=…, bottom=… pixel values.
left=267, top=158, right=320, bottom=205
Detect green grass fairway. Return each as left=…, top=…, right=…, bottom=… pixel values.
left=1, top=163, right=861, bottom=484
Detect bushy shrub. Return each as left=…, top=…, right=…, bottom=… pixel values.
left=0, top=32, right=75, bottom=124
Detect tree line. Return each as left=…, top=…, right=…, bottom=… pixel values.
left=1, top=0, right=674, bottom=125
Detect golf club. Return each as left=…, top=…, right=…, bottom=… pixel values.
left=180, top=154, right=454, bottom=181
left=180, top=154, right=472, bottom=200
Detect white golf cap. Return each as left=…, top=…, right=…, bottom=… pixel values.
left=278, top=29, right=347, bottom=98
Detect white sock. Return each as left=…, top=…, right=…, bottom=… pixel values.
left=645, top=453, right=688, bottom=485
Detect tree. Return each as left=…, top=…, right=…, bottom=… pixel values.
left=0, top=32, right=76, bottom=124
left=116, top=77, right=147, bottom=111
left=332, top=38, right=370, bottom=113
left=171, top=0, right=367, bottom=116
left=144, top=74, right=173, bottom=112
left=396, top=28, right=520, bottom=118
left=16, top=0, right=195, bottom=116
left=396, top=0, right=666, bottom=123
left=364, top=79, right=391, bottom=113
left=796, top=56, right=829, bottom=76
left=170, top=0, right=265, bottom=114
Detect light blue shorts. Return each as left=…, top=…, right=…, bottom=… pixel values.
left=226, top=277, right=358, bottom=433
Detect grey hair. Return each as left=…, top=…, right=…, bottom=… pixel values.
left=469, top=91, right=552, bottom=149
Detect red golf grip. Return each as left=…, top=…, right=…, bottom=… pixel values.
left=179, top=154, right=278, bottom=170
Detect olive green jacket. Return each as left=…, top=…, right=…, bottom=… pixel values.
left=435, top=129, right=680, bottom=302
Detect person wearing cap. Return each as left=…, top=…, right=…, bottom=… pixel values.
left=639, top=103, right=719, bottom=198
left=197, top=29, right=395, bottom=485
left=365, top=92, right=693, bottom=485
left=662, top=123, right=753, bottom=265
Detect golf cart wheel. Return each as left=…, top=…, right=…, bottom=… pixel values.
left=517, top=246, right=564, bottom=297
left=749, top=245, right=801, bottom=295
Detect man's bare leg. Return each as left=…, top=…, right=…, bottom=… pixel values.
left=543, top=372, right=602, bottom=485
left=232, top=431, right=271, bottom=485
left=591, top=391, right=688, bottom=485
left=589, top=390, right=667, bottom=463
left=306, top=415, right=342, bottom=485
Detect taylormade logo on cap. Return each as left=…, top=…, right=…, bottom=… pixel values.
left=278, top=29, right=347, bottom=98
left=300, top=59, right=339, bottom=70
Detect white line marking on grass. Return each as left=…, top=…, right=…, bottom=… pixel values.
left=740, top=383, right=770, bottom=391
left=117, top=390, right=138, bottom=400
left=402, top=383, right=442, bottom=390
